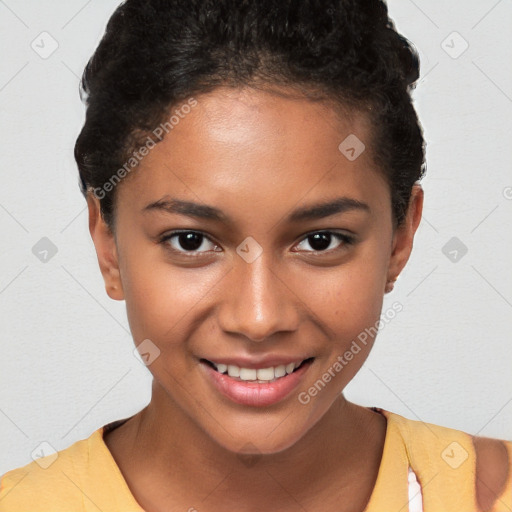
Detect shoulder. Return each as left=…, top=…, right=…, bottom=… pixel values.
left=0, top=428, right=105, bottom=511
left=473, top=435, right=511, bottom=511
left=381, top=409, right=511, bottom=511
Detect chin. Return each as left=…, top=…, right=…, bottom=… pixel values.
left=200, top=401, right=332, bottom=458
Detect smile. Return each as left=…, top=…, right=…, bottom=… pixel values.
left=199, top=358, right=315, bottom=406
left=202, top=358, right=313, bottom=383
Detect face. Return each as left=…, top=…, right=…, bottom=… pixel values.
left=88, top=86, right=422, bottom=454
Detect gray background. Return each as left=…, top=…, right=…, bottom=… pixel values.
left=0, top=0, right=511, bottom=474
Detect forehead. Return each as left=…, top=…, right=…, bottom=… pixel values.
left=116, top=86, right=388, bottom=220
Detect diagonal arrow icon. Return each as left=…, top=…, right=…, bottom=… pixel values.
left=338, top=134, right=365, bottom=161
left=236, top=236, right=263, bottom=263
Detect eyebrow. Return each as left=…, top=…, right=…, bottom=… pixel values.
left=142, top=196, right=370, bottom=223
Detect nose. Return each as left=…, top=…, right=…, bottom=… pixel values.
left=217, top=252, right=301, bottom=342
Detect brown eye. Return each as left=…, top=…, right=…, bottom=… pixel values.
left=160, top=231, right=221, bottom=255
left=294, top=231, right=354, bottom=253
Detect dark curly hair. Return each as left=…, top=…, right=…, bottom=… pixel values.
left=74, top=0, right=426, bottom=230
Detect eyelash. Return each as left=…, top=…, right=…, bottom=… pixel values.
left=158, top=230, right=355, bottom=257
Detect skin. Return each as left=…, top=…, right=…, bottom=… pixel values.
left=87, top=85, right=423, bottom=512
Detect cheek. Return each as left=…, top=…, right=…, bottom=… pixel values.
left=302, top=270, right=384, bottom=402
left=315, top=250, right=387, bottom=337
left=120, top=248, right=226, bottom=345
left=306, top=249, right=388, bottom=395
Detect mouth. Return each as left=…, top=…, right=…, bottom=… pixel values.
left=199, top=357, right=315, bottom=407
left=200, top=357, right=315, bottom=383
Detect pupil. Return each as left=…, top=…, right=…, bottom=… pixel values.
left=180, top=232, right=202, bottom=251
left=309, top=233, right=330, bottom=251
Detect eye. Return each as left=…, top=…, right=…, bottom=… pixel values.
left=159, top=230, right=221, bottom=255
left=159, top=229, right=354, bottom=257
left=294, top=231, right=354, bottom=254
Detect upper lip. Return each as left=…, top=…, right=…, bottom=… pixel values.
left=201, top=355, right=313, bottom=370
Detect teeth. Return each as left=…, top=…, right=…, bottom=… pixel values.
left=216, top=363, right=228, bottom=374
left=285, top=362, right=295, bottom=374
left=212, top=360, right=305, bottom=381
left=227, top=365, right=240, bottom=378
left=274, top=365, right=286, bottom=378
left=256, top=367, right=274, bottom=380
left=239, top=368, right=257, bottom=381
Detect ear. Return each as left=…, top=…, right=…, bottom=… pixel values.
left=86, top=193, right=124, bottom=301
left=386, top=184, right=424, bottom=291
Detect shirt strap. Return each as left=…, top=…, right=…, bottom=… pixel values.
left=408, top=467, right=423, bottom=512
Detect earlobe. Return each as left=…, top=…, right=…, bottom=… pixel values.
left=385, top=184, right=424, bottom=293
left=86, top=192, right=124, bottom=301
left=384, top=276, right=398, bottom=294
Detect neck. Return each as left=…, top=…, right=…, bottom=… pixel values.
left=116, top=382, right=387, bottom=511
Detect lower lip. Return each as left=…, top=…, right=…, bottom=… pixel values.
left=200, top=359, right=313, bottom=407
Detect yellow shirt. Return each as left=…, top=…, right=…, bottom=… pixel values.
left=1, top=408, right=510, bottom=511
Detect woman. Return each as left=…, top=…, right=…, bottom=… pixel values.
left=1, top=0, right=510, bottom=510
